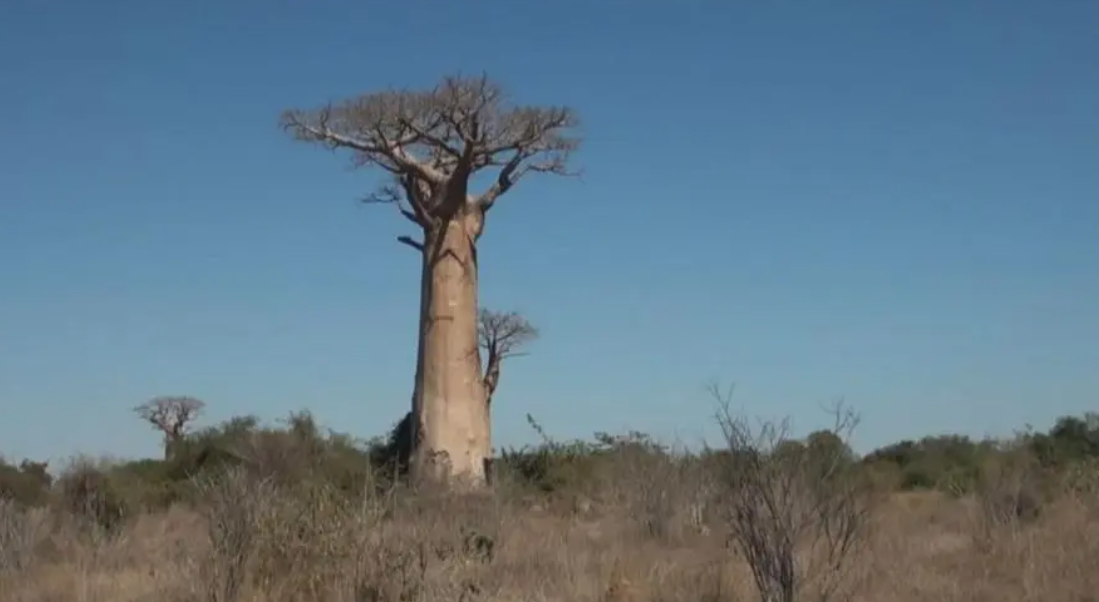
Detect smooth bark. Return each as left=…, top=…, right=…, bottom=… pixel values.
left=411, top=208, right=490, bottom=484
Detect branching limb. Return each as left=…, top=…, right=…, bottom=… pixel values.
left=281, top=74, right=581, bottom=228
left=397, top=235, right=424, bottom=251
left=478, top=309, right=538, bottom=404
left=474, top=104, right=580, bottom=210
left=281, top=107, right=447, bottom=185
left=363, top=175, right=435, bottom=229
left=476, top=149, right=579, bottom=211
left=396, top=114, right=461, bottom=159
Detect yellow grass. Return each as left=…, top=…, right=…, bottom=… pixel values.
left=2, top=486, right=1097, bottom=602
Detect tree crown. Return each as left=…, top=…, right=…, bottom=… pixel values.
left=280, top=74, right=581, bottom=228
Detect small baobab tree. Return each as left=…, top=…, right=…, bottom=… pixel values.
left=280, top=74, right=579, bottom=485
left=479, top=308, right=538, bottom=407
left=134, top=395, right=205, bottom=460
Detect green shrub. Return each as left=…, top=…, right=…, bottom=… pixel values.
left=0, top=459, right=52, bottom=507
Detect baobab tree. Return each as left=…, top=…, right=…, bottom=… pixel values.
left=280, top=74, right=579, bottom=485
left=478, top=309, right=538, bottom=407
left=134, top=395, right=205, bottom=460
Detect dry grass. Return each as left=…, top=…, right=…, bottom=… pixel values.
left=2, top=470, right=1098, bottom=602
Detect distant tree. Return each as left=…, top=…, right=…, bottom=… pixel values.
left=805, top=429, right=857, bottom=464
left=281, top=74, right=579, bottom=486
left=134, top=396, right=205, bottom=460
left=1049, top=414, right=1099, bottom=460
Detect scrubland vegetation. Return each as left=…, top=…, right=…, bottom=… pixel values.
left=4, top=73, right=1096, bottom=602
left=3, top=397, right=1098, bottom=602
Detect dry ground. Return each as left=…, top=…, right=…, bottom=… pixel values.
left=2, top=479, right=1097, bottom=602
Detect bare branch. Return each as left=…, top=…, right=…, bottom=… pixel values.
left=362, top=175, right=434, bottom=230
left=397, top=235, right=424, bottom=251
left=280, top=105, right=447, bottom=185
left=134, top=396, right=205, bottom=460
left=478, top=309, right=539, bottom=404
left=396, top=114, right=461, bottom=159
left=474, top=106, right=581, bottom=211
left=281, top=74, right=581, bottom=227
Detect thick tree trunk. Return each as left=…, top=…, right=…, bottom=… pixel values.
left=410, top=209, right=490, bottom=485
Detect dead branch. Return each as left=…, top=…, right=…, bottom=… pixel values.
left=478, top=309, right=538, bottom=404
left=134, top=396, right=205, bottom=460
left=362, top=174, right=434, bottom=229
left=280, top=73, right=580, bottom=244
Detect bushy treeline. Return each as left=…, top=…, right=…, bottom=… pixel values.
left=2, top=408, right=1098, bottom=524
left=861, top=414, right=1099, bottom=493
left=3, top=407, right=1099, bottom=602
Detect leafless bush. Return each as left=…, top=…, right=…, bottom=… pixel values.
left=602, top=436, right=716, bottom=542
left=194, top=467, right=274, bottom=602
left=627, top=453, right=690, bottom=541
left=709, top=385, right=874, bottom=602
left=347, top=525, right=492, bottom=602
left=965, top=447, right=1044, bottom=552
left=250, top=478, right=387, bottom=600
left=56, top=457, right=129, bottom=534
left=0, top=499, right=49, bottom=575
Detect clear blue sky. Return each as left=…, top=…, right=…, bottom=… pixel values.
left=2, top=0, right=1097, bottom=464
